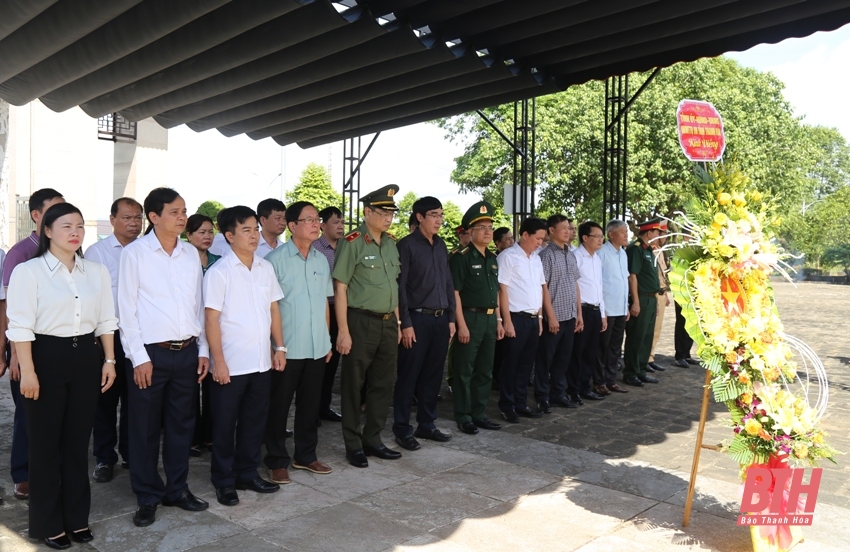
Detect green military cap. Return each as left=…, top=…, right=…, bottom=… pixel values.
left=462, top=201, right=495, bottom=229
left=361, top=184, right=400, bottom=211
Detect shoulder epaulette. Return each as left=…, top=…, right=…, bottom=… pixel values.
left=386, top=232, right=397, bottom=241
left=345, top=231, right=361, bottom=242
left=460, top=247, right=470, bottom=255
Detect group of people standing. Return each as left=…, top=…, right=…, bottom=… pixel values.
left=1, top=184, right=697, bottom=549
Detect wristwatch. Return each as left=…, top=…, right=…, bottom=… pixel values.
left=104, top=359, right=117, bottom=364
left=274, top=346, right=288, bottom=353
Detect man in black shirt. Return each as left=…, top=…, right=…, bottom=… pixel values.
left=392, top=197, right=456, bottom=451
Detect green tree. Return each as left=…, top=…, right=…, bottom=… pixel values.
left=822, top=244, right=850, bottom=282
left=386, top=191, right=466, bottom=247
left=195, top=200, right=226, bottom=229
left=287, top=162, right=343, bottom=210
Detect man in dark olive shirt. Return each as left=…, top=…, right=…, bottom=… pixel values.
left=392, top=197, right=456, bottom=451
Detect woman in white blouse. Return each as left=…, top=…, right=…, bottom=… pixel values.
left=6, top=202, right=118, bottom=550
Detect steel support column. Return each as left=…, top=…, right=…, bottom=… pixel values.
left=603, top=75, right=628, bottom=223
left=341, top=132, right=380, bottom=232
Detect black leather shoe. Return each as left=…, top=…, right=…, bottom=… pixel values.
left=569, top=395, right=584, bottom=406
left=644, top=363, right=656, bottom=372
left=346, top=449, right=368, bottom=468
left=92, top=463, right=114, bottom=483
left=685, top=357, right=700, bottom=365
left=320, top=408, right=343, bottom=422
left=70, top=529, right=94, bottom=543
left=43, top=535, right=72, bottom=550
left=121, top=460, right=130, bottom=469
left=472, top=418, right=501, bottom=430
left=551, top=397, right=579, bottom=409
left=500, top=410, right=520, bottom=423
left=580, top=391, right=606, bottom=401
left=638, top=374, right=659, bottom=384
left=216, top=487, right=239, bottom=506
left=457, top=421, right=480, bottom=434
left=624, top=376, right=644, bottom=387
left=162, top=489, right=209, bottom=511
left=673, top=358, right=690, bottom=368
left=414, top=427, right=452, bottom=442
left=236, top=477, right=280, bottom=494
left=363, top=443, right=402, bottom=460
left=395, top=435, right=421, bottom=451
left=648, top=362, right=666, bottom=372
left=537, top=400, right=553, bottom=414
left=133, top=504, right=157, bottom=527
left=516, top=405, right=543, bottom=418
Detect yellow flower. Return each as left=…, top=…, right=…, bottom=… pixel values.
left=794, top=443, right=809, bottom=459
left=744, top=418, right=762, bottom=436
left=717, top=192, right=732, bottom=206
left=813, top=433, right=824, bottom=445
left=714, top=212, right=728, bottom=225
left=738, top=372, right=750, bottom=385
left=725, top=351, right=739, bottom=364
left=740, top=392, right=753, bottom=404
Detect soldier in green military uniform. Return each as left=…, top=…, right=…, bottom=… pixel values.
left=449, top=202, right=504, bottom=434
left=444, top=226, right=465, bottom=395
left=622, top=218, right=666, bottom=387
left=332, top=185, right=403, bottom=468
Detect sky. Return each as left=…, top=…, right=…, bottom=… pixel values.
left=143, top=22, right=850, bottom=217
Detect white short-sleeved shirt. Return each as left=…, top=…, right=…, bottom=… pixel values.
left=575, top=244, right=606, bottom=314
left=208, top=233, right=231, bottom=257
left=6, top=251, right=118, bottom=342
left=84, top=234, right=130, bottom=316
left=257, top=235, right=285, bottom=259
left=497, top=242, right=545, bottom=313
left=203, top=251, right=284, bottom=376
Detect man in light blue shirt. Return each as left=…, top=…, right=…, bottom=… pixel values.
left=264, top=201, right=334, bottom=483
left=594, top=219, right=631, bottom=394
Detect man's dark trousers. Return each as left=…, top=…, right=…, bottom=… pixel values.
left=320, top=306, right=342, bottom=413
left=596, top=314, right=626, bottom=387
left=126, top=342, right=198, bottom=506
left=498, top=313, right=539, bottom=413
left=623, top=294, right=658, bottom=379
left=535, top=318, right=575, bottom=403
left=92, top=330, right=129, bottom=466
left=452, top=311, right=496, bottom=424
left=393, top=310, right=450, bottom=439
left=568, top=305, right=602, bottom=398
left=210, top=370, right=271, bottom=488
left=6, top=343, right=29, bottom=484
left=674, top=302, right=694, bottom=360
left=265, top=358, right=324, bottom=468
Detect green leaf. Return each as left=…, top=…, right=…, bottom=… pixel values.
left=712, top=374, right=743, bottom=402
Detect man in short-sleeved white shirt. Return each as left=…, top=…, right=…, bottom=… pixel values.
left=204, top=205, right=286, bottom=507
left=496, top=218, right=547, bottom=423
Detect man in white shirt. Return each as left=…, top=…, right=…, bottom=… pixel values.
left=497, top=217, right=547, bottom=423
left=569, top=221, right=608, bottom=404
left=595, top=220, right=631, bottom=395
left=86, top=197, right=143, bottom=483
left=118, top=188, right=211, bottom=528
left=257, top=198, right=287, bottom=258
left=204, top=206, right=286, bottom=507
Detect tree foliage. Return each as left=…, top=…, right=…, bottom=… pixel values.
left=287, top=162, right=343, bottom=210
left=195, top=200, right=226, bottom=224
left=386, top=191, right=465, bottom=247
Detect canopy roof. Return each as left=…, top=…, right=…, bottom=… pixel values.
left=1, top=0, right=848, bottom=148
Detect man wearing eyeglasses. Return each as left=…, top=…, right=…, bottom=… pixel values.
left=392, top=197, right=456, bottom=451
left=332, top=185, right=403, bottom=468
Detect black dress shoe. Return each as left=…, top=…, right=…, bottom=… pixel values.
left=638, top=374, right=659, bottom=384
left=685, top=357, right=700, bottom=365
left=319, top=408, right=343, bottom=422
left=162, top=489, right=209, bottom=511
left=624, top=376, right=644, bottom=387
left=346, top=449, right=369, bottom=468
left=580, top=391, right=606, bottom=401
left=363, top=443, right=402, bottom=460
left=472, top=418, right=501, bottom=430
left=43, top=535, right=72, bottom=550
left=537, top=400, right=553, bottom=414
left=550, top=397, right=579, bottom=409
left=673, top=358, right=690, bottom=368
left=216, top=487, right=239, bottom=506
left=648, top=362, right=666, bottom=372
left=395, top=435, right=421, bottom=451
left=500, top=410, right=520, bottom=423
left=236, top=477, right=280, bottom=494
left=515, top=405, right=543, bottom=418
left=121, top=460, right=130, bottom=469
left=457, top=421, right=480, bottom=434
left=414, top=427, right=452, bottom=442
left=70, top=528, right=94, bottom=543
left=644, top=363, right=655, bottom=372
left=133, top=504, right=157, bottom=527
left=92, top=463, right=114, bottom=483
left=569, top=395, right=584, bottom=406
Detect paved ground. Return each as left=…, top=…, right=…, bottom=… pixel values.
left=0, top=281, right=847, bottom=551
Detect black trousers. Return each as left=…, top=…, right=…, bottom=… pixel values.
left=498, top=313, right=539, bottom=412
left=535, top=318, right=576, bottom=402
left=92, top=330, right=129, bottom=466
left=596, top=314, right=626, bottom=387
left=23, top=333, right=101, bottom=538
left=320, top=305, right=342, bottom=413
left=6, top=343, right=29, bottom=483
left=210, top=370, right=271, bottom=488
left=568, top=306, right=602, bottom=397
left=674, top=302, right=695, bottom=360
left=192, top=377, right=213, bottom=447
left=126, top=341, right=198, bottom=506
left=265, top=358, right=324, bottom=469
left=392, top=310, right=450, bottom=438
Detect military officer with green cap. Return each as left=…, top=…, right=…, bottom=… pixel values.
left=333, top=184, right=403, bottom=468
left=449, top=201, right=505, bottom=435
left=622, top=217, right=665, bottom=387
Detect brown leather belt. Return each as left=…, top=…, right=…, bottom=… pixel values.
left=349, top=307, right=395, bottom=320
left=152, top=337, right=196, bottom=351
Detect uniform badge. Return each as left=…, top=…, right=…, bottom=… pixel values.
left=364, top=233, right=371, bottom=244
left=345, top=231, right=361, bottom=242
left=472, top=264, right=482, bottom=269
left=365, top=255, right=376, bottom=260
left=479, top=205, right=487, bottom=213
